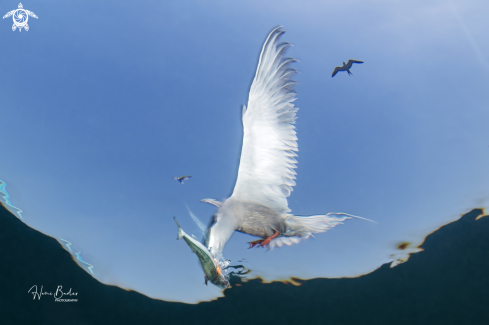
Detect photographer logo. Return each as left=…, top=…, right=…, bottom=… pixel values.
left=3, top=3, right=37, bottom=32
left=28, top=285, right=78, bottom=302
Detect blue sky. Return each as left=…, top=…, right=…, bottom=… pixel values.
left=1, top=0, right=488, bottom=303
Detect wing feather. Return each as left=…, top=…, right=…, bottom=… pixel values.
left=346, top=59, right=364, bottom=69
left=268, top=236, right=304, bottom=250
left=230, top=27, right=298, bottom=213
left=332, top=66, right=342, bottom=77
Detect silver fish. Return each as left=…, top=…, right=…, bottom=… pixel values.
left=173, top=217, right=230, bottom=289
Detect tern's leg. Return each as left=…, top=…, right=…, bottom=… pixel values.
left=248, top=230, right=280, bottom=248
left=259, top=230, right=280, bottom=248
left=248, top=239, right=264, bottom=249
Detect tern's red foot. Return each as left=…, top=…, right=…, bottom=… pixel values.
left=248, top=240, right=264, bottom=249
left=259, top=230, right=280, bottom=248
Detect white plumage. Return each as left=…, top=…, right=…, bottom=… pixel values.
left=204, top=27, right=369, bottom=256
left=232, top=27, right=298, bottom=214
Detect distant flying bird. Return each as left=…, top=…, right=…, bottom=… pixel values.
left=201, top=27, right=372, bottom=257
left=173, top=175, right=191, bottom=184
left=332, top=59, right=364, bottom=77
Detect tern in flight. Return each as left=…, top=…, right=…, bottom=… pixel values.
left=201, top=27, right=370, bottom=256
left=331, top=59, right=364, bottom=77
left=173, top=175, right=191, bottom=184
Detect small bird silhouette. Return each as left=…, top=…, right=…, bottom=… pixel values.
left=332, top=59, right=364, bottom=77
left=173, top=175, right=191, bottom=184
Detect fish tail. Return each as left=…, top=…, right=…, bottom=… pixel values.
left=173, top=217, right=184, bottom=240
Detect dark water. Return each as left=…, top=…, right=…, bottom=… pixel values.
left=1, top=202, right=488, bottom=324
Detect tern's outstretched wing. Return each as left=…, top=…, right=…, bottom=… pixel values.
left=3, top=10, right=14, bottom=19
left=26, top=10, right=38, bottom=19
left=346, top=59, right=364, bottom=69
left=332, top=66, right=343, bottom=77
left=230, top=27, right=298, bottom=214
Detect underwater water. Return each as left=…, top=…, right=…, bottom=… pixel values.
left=2, top=203, right=489, bottom=324
left=1, top=0, right=488, bottom=305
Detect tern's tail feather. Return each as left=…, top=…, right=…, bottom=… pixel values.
left=173, top=217, right=184, bottom=240
left=272, top=212, right=374, bottom=249
left=284, top=213, right=351, bottom=236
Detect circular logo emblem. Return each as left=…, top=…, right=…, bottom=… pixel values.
left=13, top=9, right=28, bottom=27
